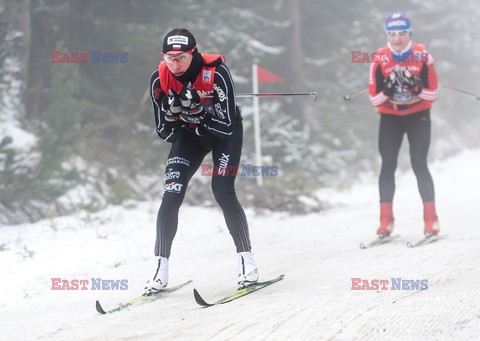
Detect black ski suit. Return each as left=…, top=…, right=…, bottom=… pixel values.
left=149, top=60, right=251, bottom=258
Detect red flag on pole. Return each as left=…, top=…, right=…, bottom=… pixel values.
left=257, top=65, right=283, bottom=83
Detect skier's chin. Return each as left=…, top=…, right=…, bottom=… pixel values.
left=392, top=44, right=406, bottom=51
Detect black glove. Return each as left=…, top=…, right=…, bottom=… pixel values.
left=397, top=70, right=423, bottom=95
left=382, top=72, right=396, bottom=97
left=179, top=82, right=204, bottom=115
left=161, top=90, right=183, bottom=129
left=166, top=89, right=183, bottom=118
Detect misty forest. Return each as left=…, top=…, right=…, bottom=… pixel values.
left=1, top=0, right=479, bottom=224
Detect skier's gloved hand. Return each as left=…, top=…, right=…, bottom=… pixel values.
left=161, top=94, right=178, bottom=124
left=160, top=90, right=183, bottom=131
left=397, top=70, right=423, bottom=95
left=396, top=70, right=413, bottom=88
left=382, top=72, right=396, bottom=97
left=397, top=70, right=416, bottom=88
left=167, top=89, right=183, bottom=116
left=179, top=82, right=204, bottom=115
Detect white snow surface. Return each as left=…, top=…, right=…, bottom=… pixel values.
left=1, top=149, right=479, bottom=340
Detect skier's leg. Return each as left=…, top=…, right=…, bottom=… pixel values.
left=147, top=134, right=209, bottom=293
left=406, top=109, right=435, bottom=202
left=377, top=114, right=405, bottom=235
left=211, top=120, right=251, bottom=253
left=211, top=120, right=258, bottom=287
left=155, top=135, right=209, bottom=258
left=406, top=109, right=439, bottom=235
left=378, top=114, right=405, bottom=202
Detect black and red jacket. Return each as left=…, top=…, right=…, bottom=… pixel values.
left=369, top=43, right=438, bottom=115
left=150, top=53, right=239, bottom=142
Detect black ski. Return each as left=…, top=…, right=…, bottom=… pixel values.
left=360, top=235, right=400, bottom=249
left=96, top=280, right=192, bottom=314
left=406, top=234, right=447, bottom=248
left=193, top=274, right=285, bottom=307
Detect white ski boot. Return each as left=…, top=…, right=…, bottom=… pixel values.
left=144, top=257, right=169, bottom=295
left=237, top=251, right=259, bottom=289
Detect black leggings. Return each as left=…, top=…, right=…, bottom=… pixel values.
left=378, top=109, right=435, bottom=203
left=154, top=121, right=251, bottom=258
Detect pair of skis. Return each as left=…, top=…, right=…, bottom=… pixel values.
left=360, top=234, right=446, bottom=249
left=96, top=274, right=284, bottom=314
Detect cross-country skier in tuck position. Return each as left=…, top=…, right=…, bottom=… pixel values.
left=145, top=28, right=258, bottom=294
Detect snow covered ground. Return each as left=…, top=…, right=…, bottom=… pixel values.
left=1, top=149, right=479, bottom=340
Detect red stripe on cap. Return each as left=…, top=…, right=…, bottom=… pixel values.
left=172, top=45, right=181, bottom=51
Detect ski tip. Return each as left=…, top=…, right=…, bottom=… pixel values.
left=193, top=288, right=212, bottom=307
left=359, top=243, right=367, bottom=249
left=95, top=300, right=107, bottom=314
left=406, top=242, right=414, bottom=248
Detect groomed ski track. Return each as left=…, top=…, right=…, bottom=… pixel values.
left=1, top=150, right=479, bottom=340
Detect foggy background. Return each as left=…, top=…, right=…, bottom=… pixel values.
left=1, top=0, right=479, bottom=224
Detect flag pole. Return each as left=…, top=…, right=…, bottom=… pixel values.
left=252, top=64, right=263, bottom=186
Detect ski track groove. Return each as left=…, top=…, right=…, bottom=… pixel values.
left=264, top=306, right=311, bottom=337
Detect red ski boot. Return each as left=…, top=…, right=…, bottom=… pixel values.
left=376, top=202, right=394, bottom=236
left=423, top=201, right=440, bottom=236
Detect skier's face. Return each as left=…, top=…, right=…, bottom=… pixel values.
left=387, top=30, right=411, bottom=51
left=163, top=51, right=193, bottom=76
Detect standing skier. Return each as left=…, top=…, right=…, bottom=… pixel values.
left=144, top=28, right=258, bottom=294
left=368, top=13, right=440, bottom=237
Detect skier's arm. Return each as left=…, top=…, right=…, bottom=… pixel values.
left=150, top=70, right=182, bottom=142
left=369, top=61, right=389, bottom=107
left=201, top=63, right=237, bottom=139
left=417, top=52, right=438, bottom=102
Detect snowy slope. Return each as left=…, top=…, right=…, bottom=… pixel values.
left=1, top=149, right=479, bottom=340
